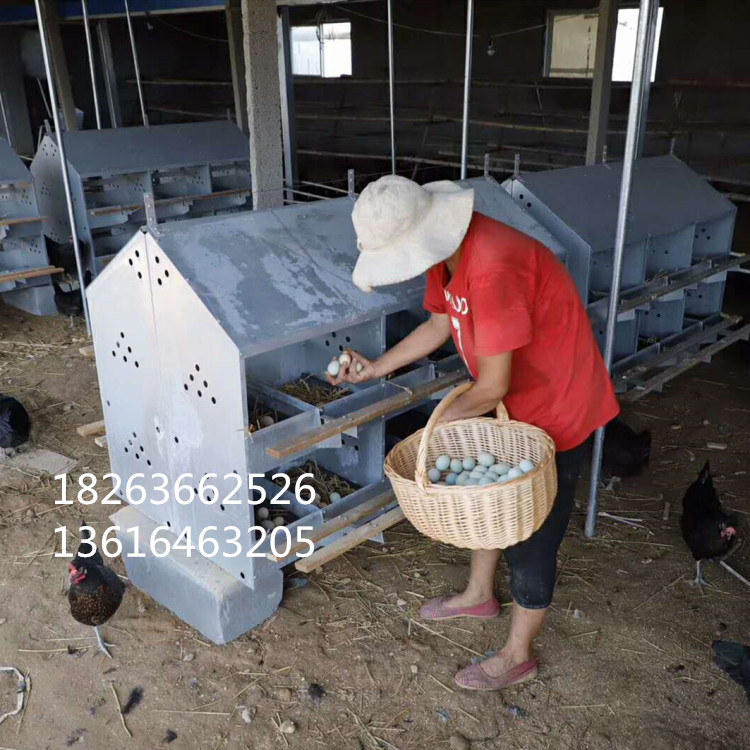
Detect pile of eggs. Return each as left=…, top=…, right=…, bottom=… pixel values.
left=426, top=452, right=535, bottom=487
left=326, top=352, right=364, bottom=378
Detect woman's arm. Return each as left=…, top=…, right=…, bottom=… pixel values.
left=438, top=351, right=512, bottom=423
left=327, top=313, right=452, bottom=385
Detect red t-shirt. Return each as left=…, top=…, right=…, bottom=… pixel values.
left=424, top=212, right=619, bottom=451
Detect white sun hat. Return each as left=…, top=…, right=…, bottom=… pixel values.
left=351, top=175, right=475, bottom=292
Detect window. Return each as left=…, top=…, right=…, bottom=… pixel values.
left=291, top=22, right=352, bottom=78
left=545, top=7, right=664, bottom=81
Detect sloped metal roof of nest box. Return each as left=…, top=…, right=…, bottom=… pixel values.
left=503, top=156, right=736, bottom=297
left=48, top=120, right=251, bottom=178
left=0, top=137, right=32, bottom=183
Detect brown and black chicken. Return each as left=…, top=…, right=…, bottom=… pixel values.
left=67, top=526, right=125, bottom=658
left=680, top=461, right=738, bottom=586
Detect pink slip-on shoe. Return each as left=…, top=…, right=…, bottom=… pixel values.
left=419, top=596, right=501, bottom=621
left=453, top=658, right=538, bottom=691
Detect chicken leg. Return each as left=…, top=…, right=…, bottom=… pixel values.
left=94, top=626, right=114, bottom=658
left=694, top=560, right=708, bottom=587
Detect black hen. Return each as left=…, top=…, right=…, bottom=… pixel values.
left=0, top=394, right=30, bottom=450
left=680, top=461, right=738, bottom=586
left=52, top=277, right=88, bottom=317
left=68, top=525, right=125, bottom=657
left=712, top=641, right=750, bottom=701
left=602, top=418, right=651, bottom=479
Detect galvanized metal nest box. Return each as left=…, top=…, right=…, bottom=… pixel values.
left=31, top=121, right=252, bottom=279
left=85, top=175, right=570, bottom=643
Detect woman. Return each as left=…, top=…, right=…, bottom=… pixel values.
left=329, top=175, right=619, bottom=691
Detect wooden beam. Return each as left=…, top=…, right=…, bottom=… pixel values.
left=586, top=0, right=618, bottom=165
left=76, top=419, right=105, bottom=437
left=0, top=266, right=63, bottom=284
left=226, top=0, right=247, bottom=132
left=94, top=434, right=108, bottom=448
left=266, top=370, right=468, bottom=460
left=266, top=489, right=395, bottom=562
left=87, top=188, right=251, bottom=217
left=294, top=507, right=405, bottom=573
left=40, top=0, right=77, bottom=132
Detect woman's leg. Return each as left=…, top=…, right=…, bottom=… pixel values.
left=460, top=442, right=587, bottom=679
left=440, top=548, right=502, bottom=608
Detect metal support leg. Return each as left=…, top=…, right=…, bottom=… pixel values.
left=96, top=20, right=121, bottom=128
left=460, top=0, right=474, bottom=180
left=277, top=6, right=297, bottom=201
left=387, top=0, right=396, bottom=174
left=124, top=0, right=148, bottom=127
left=33, top=0, right=90, bottom=333
left=81, top=0, right=101, bottom=129
left=0, top=90, right=11, bottom=149
left=585, top=0, right=656, bottom=538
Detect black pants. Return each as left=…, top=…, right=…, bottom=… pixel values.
left=503, top=441, right=587, bottom=609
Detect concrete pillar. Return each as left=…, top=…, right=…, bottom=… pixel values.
left=226, top=0, right=247, bottom=132
left=240, top=0, right=284, bottom=209
left=0, top=29, right=34, bottom=156
left=39, top=0, right=77, bottom=132
left=585, top=0, right=618, bottom=165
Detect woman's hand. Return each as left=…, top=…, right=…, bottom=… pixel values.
left=325, top=349, right=379, bottom=386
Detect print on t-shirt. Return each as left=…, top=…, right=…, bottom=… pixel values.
left=445, top=289, right=470, bottom=367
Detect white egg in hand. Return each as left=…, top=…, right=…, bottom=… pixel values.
left=435, top=455, right=451, bottom=471
left=327, top=360, right=341, bottom=377
left=338, top=352, right=352, bottom=367
left=427, top=467, right=442, bottom=482
left=519, top=459, right=535, bottom=473
left=356, top=362, right=364, bottom=373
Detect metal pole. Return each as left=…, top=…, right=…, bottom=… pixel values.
left=81, top=0, right=102, bottom=129
left=387, top=0, right=396, bottom=174
left=33, top=0, right=91, bottom=333
left=278, top=6, right=297, bottom=202
left=585, top=0, right=655, bottom=538
left=459, top=0, right=474, bottom=180
left=123, top=0, right=148, bottom=126
left=0, top=90, right=11, bottom=149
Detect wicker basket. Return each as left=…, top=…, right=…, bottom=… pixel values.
left=384, top=382, right=557, bottom=549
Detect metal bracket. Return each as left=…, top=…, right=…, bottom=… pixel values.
left=143, top=191, right=161, bottom=237
left=348, top=169, right=356, bottom=200
left=513, top=153, right=521, bottom=178
left=483, top=153, right=490, bottom=178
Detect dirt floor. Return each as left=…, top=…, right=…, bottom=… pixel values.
left=1, top=301, right=749, bottom=750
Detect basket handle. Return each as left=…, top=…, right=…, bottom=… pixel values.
left=415, top=382, right=509, bottom=490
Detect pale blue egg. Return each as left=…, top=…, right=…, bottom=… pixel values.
left=493, top=462, right=512, bottom=475
left=445, top=472, right=458, bottom=485
left=472, top=465, right=487, bottom=474
left=465, top=477, right=479, bottom=486
left=507, top=467, right=523, bottom=479
left=478, top=475, right=494, bottom=486
left=478, top=452, right=495, bottom=467
left=519, top=459, right=535, bottom=473
left=485, top=472, right=500, bottom=483
left=326, top=360, right=341, bottom=377
left=462, top=457, right=476, bottom=471
left=449, top=458, right=464, bottom=473
left=455, top=473, right=468, bottom=486
left=330, top=491, right=342, bottom=502
left=427, top=467, right=442, bottom=482
left=436, top=455, right=451, bottom=471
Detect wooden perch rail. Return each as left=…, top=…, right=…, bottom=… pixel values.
left=265, top=370, right=469, bottom=460
left=87, top=187, right=251, bottom=217
left=0, top=266, right=63, bottom=284
left=266, top=489, right=396, bottom=563
left=294, top=506, right=405, bottom=573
